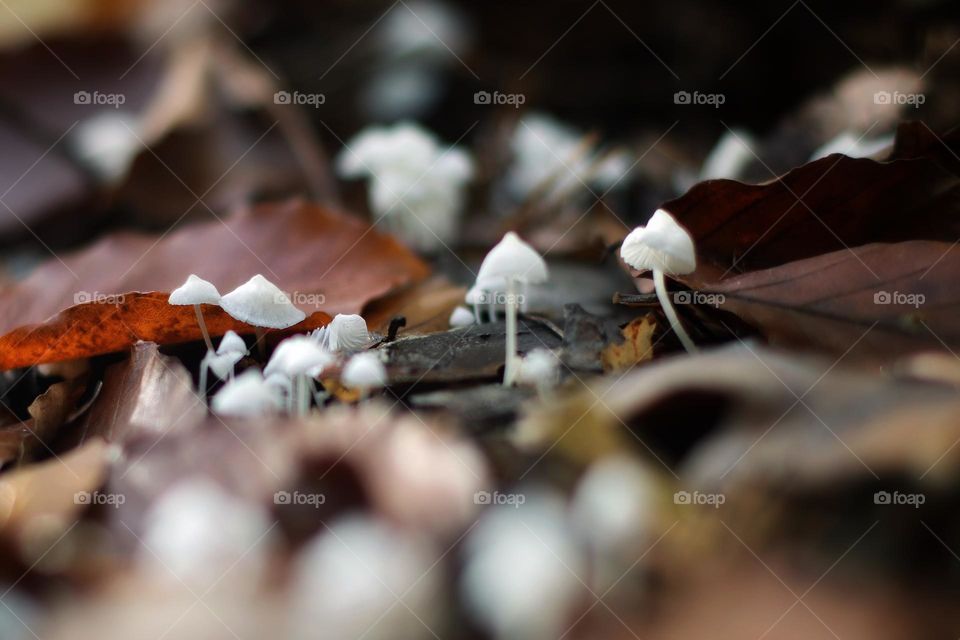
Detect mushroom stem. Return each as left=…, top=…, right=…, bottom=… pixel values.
left=198, top=355, right=210, bottom=403
left=254, top=327, right=267, bottom=360
left=472, top=303, right=481, bottom=324
left=193, top=305, right=214, bottom=352
left=503, top=277, right=519, bottom=386
left=295, top=374, right=310, bottom=417
left=653, top=270, right=698, bottom=354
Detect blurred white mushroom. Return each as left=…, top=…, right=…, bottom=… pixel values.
left=809, top=130, right=895, bottom=161
left=140, top=479, right=274, bottom=593
left=507, top=113, right=631, bottom=202
left=335, top=122, right=474, bottom=252
left=449, top=305, right=475, bottom=327
left=211, top=369, right=283, bottom=417
left=699, top=128, right=756, bottom=181
left=342, top=352, right=388, bottom=400
left=516, top=348, right=561, bottom=396
left=462, top=489, right=585, bottom=640
left=570, top=456, right=657, bottom=591
left=477, top=233, right=548, bottom=385
left=216, top=330, right=248, bottom=357
left=289, top=515, right=440, bottom=640
left=70, top=112, right=142, bottom=185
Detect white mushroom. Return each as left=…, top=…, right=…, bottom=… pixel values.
left=216, top=330, right=248, bottom=356
left=140, top=479, right=273, bottom=593
left=221, top=274, right=305, bottom=327
left=335, top=122, right=474, bottom=252
left=168, top=274, right=221, bottom=352
left=312, top=314, right=370, bottom=352
left=620, top=209, right=698, bottom=353
left=265, top=336, right=335, bottom=417
left=476, top=233, right=548, bottom=385
left=449, top=306, right=475, bottom=328
left=516, top=349, right=560, bottom=397
left=461, top=489, right=584, bottom=640
left=199, top=350, right=244, bottom=397
left=342, top=352, right=387, bottom=400
left=211, top=369, right=283, bottom=417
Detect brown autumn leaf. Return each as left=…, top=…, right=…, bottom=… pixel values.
left=75, top=342, right=205, bottom=444
left=362, top=276, right=466, bottom=335
left=698, top=241, right=960, bottom=363
left=601, top=315, right=656, bottom=372
left=0, top=292, right=331, bottom=370
left=0, top=199, right=428, bottom=332
left=0, top=439, right=111, bottom=548
left=659, top=126, right=960, bottom=279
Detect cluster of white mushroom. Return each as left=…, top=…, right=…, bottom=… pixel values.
left=167, top=274, right=387, bottom=418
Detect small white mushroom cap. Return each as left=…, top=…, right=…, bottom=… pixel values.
left=264, top=372, right=293, bottom=392
left=141, top=479, right=273, bottom=591
left=342, top=352, right=387, bottom=390
left=216, top=330, right=248, bottom=356
left=477, top=232, right=548, bottom=284
left=265, top=336, right=335, bottom=378
left=317, top=314, right=370, bottom=351
left=220, top=275, right=306, bottom=329
left=620, top=209, right=696, bottom=275
left=290, top=515, right=439, bottom=640
left=570, top=455, right=655, bottom=555
left=449, top=306, right=475, bottom=327
left=204, top=350, right=244, bottom=381
left=168, top=274, right=221, bottom=306
left=462, top=489, right=585, bottom=640
left=516, top=349, right=560, bottom=387
left=211, top=369, right=283, bottom=417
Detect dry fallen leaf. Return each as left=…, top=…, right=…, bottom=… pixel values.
left=601, top=315, right=656, bottom=372
left=0, top=292, right=331, bottom=370
left=75, top=342, right=205, bottom=444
